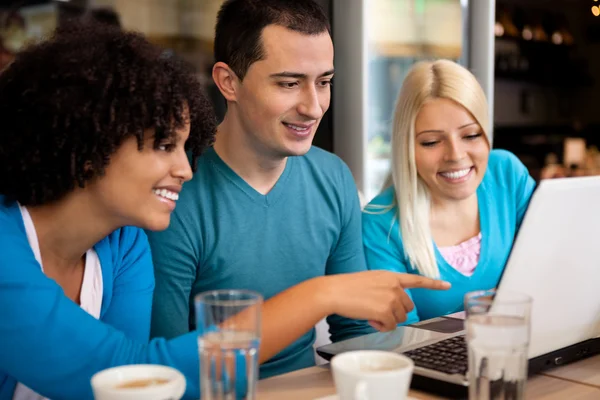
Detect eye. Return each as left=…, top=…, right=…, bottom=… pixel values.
left=278, top=81, right=299, bottom=89
left=318, top=80, right=332, bottom=87
left=420, top=141, right=439, bottom=147
left=156, top=141, right=176, bottom=152
left=464, top=133, right=483, bottom=140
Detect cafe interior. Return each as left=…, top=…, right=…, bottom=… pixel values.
left=1, top=0, right=600, bottom=399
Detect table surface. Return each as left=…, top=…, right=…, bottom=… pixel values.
left=257, top=354, right=600, bottom=399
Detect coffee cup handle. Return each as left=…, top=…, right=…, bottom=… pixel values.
left=354, top=381, right=368, bottom=400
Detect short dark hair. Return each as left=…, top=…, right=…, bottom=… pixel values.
left=214, top=0, right=330, bottom=80
left=0, top=23, right=216, bottom=206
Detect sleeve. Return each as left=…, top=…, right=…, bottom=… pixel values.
left=146, top=210, right=201, bottom=339
left=510, top=153, right=537, bottom=229
left=362, top=209, right=421, bottom=325
left=101, top=227, right=154, bottom=342
left=0, top=230, right=201, bottom=400
left=325, top=163, right=377, bottom=342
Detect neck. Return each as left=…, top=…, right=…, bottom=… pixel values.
left=214, top=112, right=287, bottom=195
left=26, top=191, right=117, bottom=271
left=429, top=193, right=480, bottom=246
left=430, top=193, right=478, bottom=218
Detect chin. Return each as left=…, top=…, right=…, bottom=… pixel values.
left=141, top=216, right=171, bottom=232
left=447, top=189, right=477, bottom=201
left=284, top=143, right=313, bottom=157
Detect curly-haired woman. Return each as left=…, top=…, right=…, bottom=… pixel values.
left=0, top=23, right=217, bottom=400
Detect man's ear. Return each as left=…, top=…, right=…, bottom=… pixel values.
left=212, top=62, right=240, bottom=102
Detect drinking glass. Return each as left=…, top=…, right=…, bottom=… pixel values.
left=195, top=290, right=262, bottom=400
left=465, top=289, right=532, bottom=400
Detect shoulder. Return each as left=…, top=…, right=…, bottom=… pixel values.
left=0, top=197, right=22, bottom=233
left=0, top=197, right=28, bottom=255
left=362, top=186, right=398, bottom=231
left=487, top=149, right=526, bottom=170
left=484, top=149, right=530, bottom=189
left=104, top=226, right=148, bottom=250
left=297, top=146, right=356, bottom=191
left=98, top=226, right=151, bottom=270
left=301, top=146, right=351, bottom=175
left=365, top=186, right=396, bottom=208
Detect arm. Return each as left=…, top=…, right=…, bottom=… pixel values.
left=101, top=227, right=154, bottom=342
left=0, top=230, right=200, bottom=400
left=362, top=208, right=421, bottom=325
left=146, top=210, right=200, bottom=339
left=256, top=170, right=450, bottom=362
left=324, top=164, right=377, bottom=342
left=258, top=270, right=449, bottom=363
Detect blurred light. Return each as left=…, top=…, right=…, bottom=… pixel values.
left=593, top=6, right=600, bottom=17
left=494, top=22, right=505, bottom=37
left=522, top=26, right=533, bottom=40
left=552, top=32, right=563, bottom=45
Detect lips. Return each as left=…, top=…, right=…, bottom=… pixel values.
left=153, top=188, right=179, bottom=201
left=439, top=168, right=471, bottom=180
left=283, top=122, right=314, bottom=137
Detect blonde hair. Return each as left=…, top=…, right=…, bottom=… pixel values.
left=369, top=60, right=490, bottom=278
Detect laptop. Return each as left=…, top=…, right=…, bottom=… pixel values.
left=317, top=176, right=600, bottom=397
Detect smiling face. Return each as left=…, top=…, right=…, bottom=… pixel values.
left=85, top=122, right=193, bottom=232
left=414, top=97, right=490, bottom=204
left=232, top=24, right=334, bottom=159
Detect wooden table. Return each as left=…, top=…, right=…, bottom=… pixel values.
left=541, top=354, right=600, bottom=389
left=258, top=354, right=600, bottom=399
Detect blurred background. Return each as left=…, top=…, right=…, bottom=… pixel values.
left=2, top=0, right=599, bottom=202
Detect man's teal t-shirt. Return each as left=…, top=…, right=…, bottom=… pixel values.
left=147, top=146, right=373, bottom=379
left=362, top=149, right=536, bottom=324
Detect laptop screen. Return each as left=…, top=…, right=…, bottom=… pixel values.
left=496, top=176, right=600, bottom=358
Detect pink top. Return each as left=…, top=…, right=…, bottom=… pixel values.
left=438, top=233, right=482, bottom=277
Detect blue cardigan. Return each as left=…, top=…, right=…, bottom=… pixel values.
left=0, top=198, right=199, bottom=400
left=362, top=150, right=536, bottom=323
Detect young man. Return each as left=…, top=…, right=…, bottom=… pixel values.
left=146, top=0, right=449, bottom=379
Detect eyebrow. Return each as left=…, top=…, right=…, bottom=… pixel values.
left=269, top=69, right=335, bottom=79
left=416, top=122, right=478, bottom=137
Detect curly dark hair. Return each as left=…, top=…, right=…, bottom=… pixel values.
left=0, top=23, right=216, bottom=206
left=214, top=0, right=330, bottom=80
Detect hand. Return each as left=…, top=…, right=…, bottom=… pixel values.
left=319, top=271, right=451, bottom=332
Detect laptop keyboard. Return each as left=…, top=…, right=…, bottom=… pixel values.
left=403, top=335, right=468, bottom=376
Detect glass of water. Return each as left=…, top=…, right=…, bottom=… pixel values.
left=195, top=290, right=262, bottom=400
left=465, top=289, right=532, bottom=400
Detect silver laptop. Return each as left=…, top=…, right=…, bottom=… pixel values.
left=317, top=176, right=600, bottom=395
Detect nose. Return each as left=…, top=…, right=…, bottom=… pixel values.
left=444, top=137, right=466, bottom=162
left=297, top=85, right=325, bottom=120
left=173, top=148, right=193, bottom=183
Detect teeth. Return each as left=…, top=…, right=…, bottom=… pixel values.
left=285, top=123, right=308, bottom=131
left=153, top=189, right=179, bottom=201
left=440, top=168, right=471, bottom=180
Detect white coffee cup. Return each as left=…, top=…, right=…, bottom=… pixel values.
left=331, top=350, right=414, bottom=400
left=91, top=364, right=186, bottom=400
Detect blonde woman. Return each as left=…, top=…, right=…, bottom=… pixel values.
left=363, top=60, right=535, bottom=324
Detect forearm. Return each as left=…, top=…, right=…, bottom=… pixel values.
left=259, top=277, right=331, bottom=363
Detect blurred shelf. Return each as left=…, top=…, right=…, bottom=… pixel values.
left=494, top=36, right=593, bottom=88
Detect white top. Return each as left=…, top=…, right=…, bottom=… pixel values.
left=12, top=205, right=103, bottom=400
